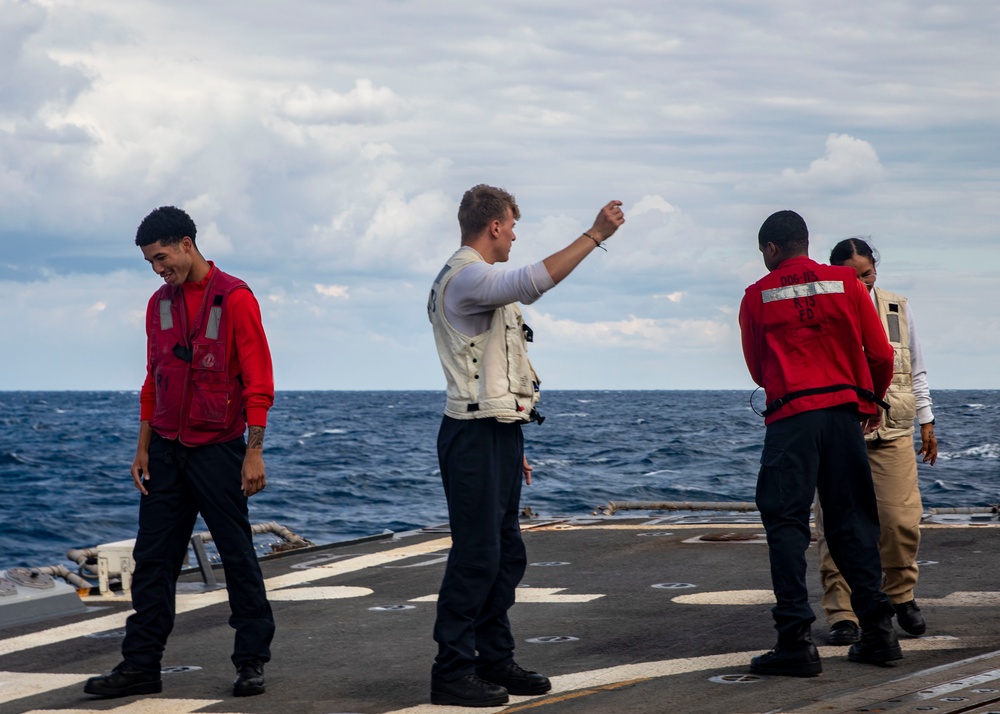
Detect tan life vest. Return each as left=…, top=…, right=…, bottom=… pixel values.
left=869, top=287, right=916, bottom=441
left=427, top=248, right=541, bottom=422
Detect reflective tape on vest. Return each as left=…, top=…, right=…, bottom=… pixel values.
left=761, top=280, right=845, bottom=303
left=159, top=299, right=173, bottom=330
left=205, top=306, right=222, bottom=340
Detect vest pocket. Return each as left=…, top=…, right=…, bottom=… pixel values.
left=189, top=381, right=230, bottom=423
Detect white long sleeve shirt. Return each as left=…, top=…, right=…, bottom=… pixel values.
left=443, top=247, right=555, bottom=337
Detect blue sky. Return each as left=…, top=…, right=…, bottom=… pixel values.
left=1, top=0, right=998, bottom=390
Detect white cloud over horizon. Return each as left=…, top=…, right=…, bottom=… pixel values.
left=1, top=0, right=999, bottom=390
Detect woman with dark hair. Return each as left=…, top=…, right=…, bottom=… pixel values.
left=816, top=237, right=938, bottom=646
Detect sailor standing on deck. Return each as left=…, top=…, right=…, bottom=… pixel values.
left=427, top=185, right=624, bottom=707
left=739, top=210, right=901, bottom=676
left=85, top=206, right=275, bottom=699
left=816, top=237, right=938, bottom=645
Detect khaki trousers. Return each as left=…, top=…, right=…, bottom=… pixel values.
left=815, top=434, right=923, bottom=624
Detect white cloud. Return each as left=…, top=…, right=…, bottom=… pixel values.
left=2, top=0, right=1000, bottom=388
left=314, top=283, right=350, bottom=298
left=655, top=292, right=685, bottom=303
left=275, top=79, right=406, bottom=125
left=631, top=195, right=677, bottom=217
left=524, top=308, right=732, bottom=352
left=777, top=133, right=884, bottom=191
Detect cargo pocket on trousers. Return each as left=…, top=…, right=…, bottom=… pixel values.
left=755, top=445, right=787, bottom=515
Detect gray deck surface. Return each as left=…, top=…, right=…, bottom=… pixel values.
left=3, top=514, right=1000, bottom=713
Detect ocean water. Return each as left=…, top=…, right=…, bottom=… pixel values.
left=1, top=390, right=997, bottom=570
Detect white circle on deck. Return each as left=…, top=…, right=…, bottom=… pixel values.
left=708, top=674, right=763, bottom=684
left=526, top=635, right=579, bottom=643
left=672, top=589, right=775, bottom=605
left=919, top=635, right=959, bottom=641
left=637, top=532, right=673, bottom=537
left=368, top=604, right=416, bottom=611
left=651, top=582, right=696, bottom=590
left=269, top=586, right=373, bottom=601
left=530, top=561, right=570, bottom=567
left=161, top=665, right=202, bottom=674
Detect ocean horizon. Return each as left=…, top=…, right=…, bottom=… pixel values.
left=2, top=389, right=997, bottom=572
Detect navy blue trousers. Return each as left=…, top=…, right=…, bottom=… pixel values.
left=122, top=433, right=274, bottom=671
left=756, top=406, right=893, bottom=639
left=432, top=416, right=528, bottom=682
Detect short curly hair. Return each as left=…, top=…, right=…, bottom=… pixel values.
left=135, top=206, right=197, bottom=247
left=758, top=210, right=808, bottom=252
left=458, top=184, right=520, bottom=242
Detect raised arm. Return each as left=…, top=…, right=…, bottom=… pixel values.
left=542, top=201, right=624, bottom=285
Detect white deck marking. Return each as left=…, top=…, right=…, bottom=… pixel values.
left=0, top=672, right=90, bottom=706
left=410, top=588, right=605, bottom=604
left=23, top=698, right=225, bottom=713
left=921, top=592, right=1000, bottom=606
left=0, top=537, right=452, bottom=659
left=266, top=537, right=453, bottom=591
left=268, top=585, right=373, bottom=601
left=379, top=639, right=973, bottom=714
left=671, top=589, right=775, bottom=605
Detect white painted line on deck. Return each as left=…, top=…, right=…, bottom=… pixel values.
left=0, top=537, right=453, bottom=659
left=671, top=589, right=775, bottom=605
left=410, top=588, right=605, bottom=604
left=921, top=592, right=1000, bottom=606
left=0, top=672, right=90, bottom=706
left=268, top=585, right=373, bottom=601
left=23, top=698, right=226, bottom=713
left=266, top=537, right=453, bottom=591
left=379, top=637, right=975, bottom=714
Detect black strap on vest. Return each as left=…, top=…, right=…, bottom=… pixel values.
left=172, top=344, right=193, bottom=363
left=762, top=384, right=890, bottom=418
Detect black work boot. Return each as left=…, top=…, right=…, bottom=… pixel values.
left=827, top=620, right=860, bottom=646
left=893, top=600, right=927, bottom=636
left=477, top=662, right=551, bottom=695
left=84, top=662, right=162, bottom=698
left=233, top=660, right=266, bottom=697
left=849, top=613, right=904, bottom=665
left=431, top=673, right=509, bottom=706
left=750, top=623, right=822, bottom=677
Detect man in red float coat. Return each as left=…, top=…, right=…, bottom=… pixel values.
left=739, top=210, right=899, bottom=676
left=85, top=206, right=275, bottom=699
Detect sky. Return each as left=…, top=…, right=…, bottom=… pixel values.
left=1, top=0, right=998, bottom=391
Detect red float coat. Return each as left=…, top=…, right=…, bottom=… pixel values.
left=139, top=263, right=274, bottom=445
left=739, top=255, right=894, bottom=425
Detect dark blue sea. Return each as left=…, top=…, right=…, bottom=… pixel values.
left=1, top=390, right=997, bottom=569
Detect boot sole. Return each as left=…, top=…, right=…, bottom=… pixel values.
left=502, top=684, right=551, bottom=695
left=478, top=680, right=551, bottom=695
left=233, top=684, right=266, bottom=697
left=848, top=646, right=904, bottom=665
left=430, top=691, right=509, bottom=706
left=84, top=680, right=162, bottom=697
left=749, top=663, right=822, bottom=677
